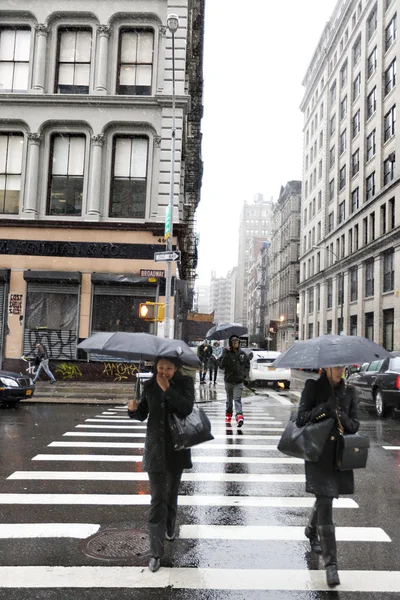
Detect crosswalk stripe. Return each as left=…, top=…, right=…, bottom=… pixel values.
left=3, top=566, right=398, bottom=591
left=63, top=432, right=284, bottom=439
left=77, top=424, right=284, bottom=431
left=8, top=471, right=306, bottom=483
left=0, top=494, right=358, bottom=508
left=32, top=454, right=303, bottom=464
left=0, top=524, right=100, bottom=538
left=382, top=446, right=400, bottom=450
left=264, top=391, right=293, bottom=405
left=179, top=525, right=391, bottom=542
left=49, top=441, right=280, bottom=450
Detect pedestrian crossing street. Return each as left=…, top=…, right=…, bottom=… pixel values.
left=1, top=389, right=400, bottom=595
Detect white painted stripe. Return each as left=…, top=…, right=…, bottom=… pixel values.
left=63, top=432, right=284, bottom=439
left=179, top=525, right=391, bottom=542
left=49, top=441, right=279, bottom=450
left=291, top=391, right=301, bottom=399
left=32, top=454, right=303, bottom=465
left=0, top=494, right=358, bottom=508
left=77, top=424, right=283, bottom=431
left=2, top=567, right=397, bottom=591
left=0, top=524, right=100, bottom=539
left=8, top=471, right=306, bottom=483
left=383, top=446, right=400, bottom=450
left=261, top=391, right=293, bottom=405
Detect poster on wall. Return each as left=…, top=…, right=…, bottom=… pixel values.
left=8, top=294, right=23, bottom=315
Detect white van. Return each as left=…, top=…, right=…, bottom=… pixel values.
left=248, top=350, right=291, bottom=389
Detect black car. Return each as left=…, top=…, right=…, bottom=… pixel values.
left=0, top=370, right=35, bottom=405
left=347, top=353, right=400, bottom=418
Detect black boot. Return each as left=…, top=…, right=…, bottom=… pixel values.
left=318, top=525, right=340, bottom=588
left=304, top=504, right=321, bottom=554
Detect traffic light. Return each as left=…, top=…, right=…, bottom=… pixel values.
left=139, top=302, right=165, bottom=322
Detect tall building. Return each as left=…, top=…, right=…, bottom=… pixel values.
left=235, top=194, right=273, bottom=326
left=210, top=269, right=235, bottom=324
left=299, top=0, right=399, bottom=351
left=268, top=181, right=301, bottom=352
left=247, top=240, right=270, bottom=344
left=194, top=283, right=211, bottom=314
left=0, top=0, right=204, bottom=372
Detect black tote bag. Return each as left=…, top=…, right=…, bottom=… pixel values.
left=277, top=412, right=335, bottom=462
left=169, top=405, right=214, bottom=451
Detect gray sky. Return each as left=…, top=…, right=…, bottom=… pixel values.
left=196, top=0, right=338, bottom=284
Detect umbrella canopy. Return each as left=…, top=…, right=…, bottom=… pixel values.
left=206, top=323, right=248, bottom=341
left=273, top=335, right=391, bottom=369
left=77, top=332, right=200, bottom=367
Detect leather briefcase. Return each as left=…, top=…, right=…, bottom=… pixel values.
left=336, top=433, right=369, bottom=471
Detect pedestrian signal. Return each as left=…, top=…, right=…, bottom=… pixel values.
left=139, top=302, right=165, bottom=322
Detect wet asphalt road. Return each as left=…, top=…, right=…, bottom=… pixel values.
left=1, top=381, right=400, bottom=598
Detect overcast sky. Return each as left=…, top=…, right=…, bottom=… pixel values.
left=196, top=0, right=338, bottom=285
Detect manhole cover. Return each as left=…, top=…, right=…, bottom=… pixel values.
left=81, top=526, right=150, bottom=561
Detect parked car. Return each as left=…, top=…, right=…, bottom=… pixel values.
left=347, top=354, right=400, bottom=418
left=0, top=371, right=35, bottom=405
left=248, top=350, right=291, bottom=389
left=344, top=364, right=361, bottom=379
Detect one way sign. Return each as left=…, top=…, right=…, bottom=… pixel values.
left=154, top=250, right=181, bottom=262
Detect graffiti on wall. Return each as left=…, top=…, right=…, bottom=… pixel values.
left=55, top=363, right=83, bottom=380
left=102, top=362, right=139, bottom=382
left=25, top=330, right=77, bottom=360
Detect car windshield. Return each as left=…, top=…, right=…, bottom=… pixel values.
left=389, top=357, right=400, bottom=373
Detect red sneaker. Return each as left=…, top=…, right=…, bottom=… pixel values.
left=225, top=413, right=232, bottom=424
left=236, top=414, right=244, bottom=428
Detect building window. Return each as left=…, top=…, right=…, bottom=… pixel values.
left=383, top=309, right=394, bottom=351
left=327, top=319, right=332, bottom=334
left=338, top=200, right=346, bottom=223
left=337, top=273, right=344, bottom=307
left=330, top=81, right=337, bottom=104
left=316, top=284, right=321, bottom=311
left=351, top=187, right=359, bottom=213
left=366, top=88, right=376, bottom=119
left=56, top=29, right=92, bottom=94
left=383, top=154, right=395, bottom=185
left=366, top=130, right=376, bottom=161
left=340, top=130, right=347, bottom=155
left=367, top=5, right=378, bottom=41
left=385, top=13, right=397, bottom=51
left=381, top=203, right=387, bottom=235
left=365, top=312, right=374, bottom=340
left=351, top=149, right=360, bottom=177
left=329, top=179, right=335, bottom=201
left=367, top=46, right=377, bottom=78
left=365, top=259, right=374, bottom=297
left=350, top=314, right=358, bottom=335
left=340, top=96, right=347, bottom=121
left=355, top=223, right=359, bottom=249
left=353, top=73, right=361, bottom=100
left=350, top=267, right=358, bottom=301
left=384, top=106, right=396, bottom=142
left=383, top=250, right=394, bottom=292
left=370, top=211, right=375, bottom=241
left=339, top=165, right=346, bottom=191
left=308, top=322, right=314, bottom=339
left=117, top=29, right=154, bottom=95
left=318, top=190, right=322, bottom=210
left=385, top=59, right=396, bottom=96
left=353, top=36, right=361, bottom=65
left=308, top=287, right=314, bottom=313
left=0, top=28, right=30, bottom=93
left=328, top=212, right=334, bottom=232
left=47, top=134, right=85, bottom=216
left=352, top=111, right=361, bottom=138
left=327, top=279, right=333, bottom=309
left=386, top=0, right=394, bottom=11
left=0, top=132, right=23, bottom=214
left=340, top=62, right=348, bottom=88
left=329, top=146, right=335, bottom=169
left=319, top=131, right=323, bottom=149
left=330, top=114, right=336, bottom=137
left=389, top=197, right=395, bottom=229
left=109, top=136, right=148, bottom=218
left=366, top=172, right=375, bottom=200
left=318, top=160, right=322, bottom=180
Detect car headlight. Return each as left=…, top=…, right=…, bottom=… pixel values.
left=0, top=377, right=19, bottom=388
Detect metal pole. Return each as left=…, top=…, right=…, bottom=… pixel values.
left=340, top=271, right=344, bottom=334
left=164, top=28, right=176, bottom=339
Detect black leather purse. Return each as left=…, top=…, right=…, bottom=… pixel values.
left=278, top=412, right=335, bottom=462
left=168, top=405, right=214, bottom=450
left=335, top=413, right=369, bottom=471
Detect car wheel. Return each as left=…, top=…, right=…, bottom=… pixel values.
left=284, top=381, right=290, bottom=389
left=375, top=389, right=392, bottom=418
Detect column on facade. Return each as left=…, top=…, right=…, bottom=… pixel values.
left=342, top=269, right=349, bottom=335
left=86, top=134, right=104, bottom=220
left=94, top=25, right=110, bottom=94
left=374, top=255, right=383, bottom=344
left=23, top=133, right=41, bottom=218
left=332, top=275, right=338, bottom=334
left=357, top=263, right=365, bottom=338
left=32, top=24, right=48, bottom=93
left=320, top=281, right=326, bottom=335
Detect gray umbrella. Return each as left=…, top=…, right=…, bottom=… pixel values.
left=273, top=334, right=391, bottom=369
left=77, top=332, right=200, bottom=367
left=206, top=323, right=248, bottom=341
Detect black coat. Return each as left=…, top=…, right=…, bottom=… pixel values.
left=296, top=373, right=360, bottom=498
left=128, top=373, right=194, bottom=473
left=219, top=348, right=250, bottom=383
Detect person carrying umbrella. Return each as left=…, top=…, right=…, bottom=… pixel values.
left=127, top=357, right=194, bottom=573
left=296, top=366, right=360, bottom=588
left=219, top=335, right=250, bottom=427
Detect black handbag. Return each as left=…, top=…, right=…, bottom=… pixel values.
left=335, top=433, right=370, bottom=470
left=277, top=412, right=335, bottom=462
left=168, top=405, right=214, bottom=450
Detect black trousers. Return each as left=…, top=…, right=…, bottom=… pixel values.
left=148, top=469, right=182, bottom=558
left=315, top=495, right=334, bottom=526
left=209, top=366, right=218, bottom=382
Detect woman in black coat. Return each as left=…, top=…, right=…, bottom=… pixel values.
left=127, top=357, right=194, bottom=573
left=296, top=366, right=360, bottom=588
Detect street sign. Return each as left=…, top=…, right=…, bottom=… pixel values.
left=164, top=206, right=171, bottom=240
left=140, top=269, right=165, bottom=278
left=154, top=250, right=181, bottom=263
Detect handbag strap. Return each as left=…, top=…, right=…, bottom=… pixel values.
left=336, top=409, right=344, bottom=435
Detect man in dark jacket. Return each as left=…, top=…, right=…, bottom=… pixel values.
left=219, top=335, right=250, bottom=426
left=32, top=343, right=56, bottom=384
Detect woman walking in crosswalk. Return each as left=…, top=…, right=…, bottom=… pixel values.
left=296, top=366, right=360, bottom=588
left=127, top=357, right=194, bottom=573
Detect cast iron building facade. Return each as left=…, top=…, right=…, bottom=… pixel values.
left=210, top=269, right=235, bottom=325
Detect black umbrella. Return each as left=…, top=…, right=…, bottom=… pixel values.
left=206, top=323, right=248, bottom=341
left=77, top=332, right=200, bottom=367
left=273, top=334, right=391, bottom=369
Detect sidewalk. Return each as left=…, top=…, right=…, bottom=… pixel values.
left=22, top=381, right=137, bottom=405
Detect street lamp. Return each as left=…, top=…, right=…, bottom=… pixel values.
left=312, top=244, right=344, bottom=334
left=164, top=14, right=179, bottom=338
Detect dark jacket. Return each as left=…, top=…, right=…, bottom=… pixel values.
left=128, top=372, right=194, bottom=473
left=36, top=344, right=48, bottom=360
left=219, top=348, right=250, bottom=384
left=296, top=373, right=360, bottom=497
left=197, top=344, right=212, bottom=364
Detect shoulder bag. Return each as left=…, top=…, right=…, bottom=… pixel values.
left=169, top=405, right=214, bottom=451
left=335, top=414, right=369, bottom=471
left=277, top=411, right=335, bottom=462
